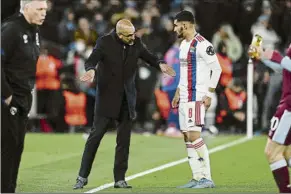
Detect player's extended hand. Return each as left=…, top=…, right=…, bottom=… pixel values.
left=159, top=63, right=176, bottom=77
left=171, top=95, right=179, bottom=108
left=202, top=95, right=211, bottom=111
left=248, top=45, right=264, bottom=60
left=248, top=45, right=273, bottom=61
left=80, top=69, right=95, bottom=82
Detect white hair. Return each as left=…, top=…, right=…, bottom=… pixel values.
left=20, top=0, right=46, bottom=13
left=20, top=0, right=32, bottom=13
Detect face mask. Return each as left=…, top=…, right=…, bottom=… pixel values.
left=75, top=41, right=85, bottom=53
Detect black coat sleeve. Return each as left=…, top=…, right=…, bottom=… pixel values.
left=1, top=24, right=18, bottom=98
left=85, top=37, right=104, bottom=71
left=138, top=39, right=164, bottom=71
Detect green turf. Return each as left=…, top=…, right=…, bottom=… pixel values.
left=104, top=136, right=275, bottom=193
left=16, top=133, right=275, bottom=193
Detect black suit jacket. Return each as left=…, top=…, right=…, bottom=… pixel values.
left=85, top=30, right=163, bottom=119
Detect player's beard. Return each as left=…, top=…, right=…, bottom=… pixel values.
left=177, top=33, right=183, bottom=39
left=177, top=27, right=185, bottom=39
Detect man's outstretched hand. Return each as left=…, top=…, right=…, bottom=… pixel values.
left=80, top=69, right=95, bottom=82
left=159, top=63, right=176, bottom=77
left=248, top=45, right=273, bottom=60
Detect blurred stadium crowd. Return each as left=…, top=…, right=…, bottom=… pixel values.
left=2, top=0, right=291, bottom=137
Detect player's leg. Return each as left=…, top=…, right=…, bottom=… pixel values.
left=265, top=139, right=290, bottom=193
left=187, top=129, right=214, bottom=188
left=188, top=101, right=212, bottom=183
left=178, top=102, right=213, bottom=188
left=283, top=113, right=291, bottom=166
left=185, top=130, right=205, bottom=179
left=177, top=103, right=201, bottom=188
left=266, top=110, right=291, bottom=193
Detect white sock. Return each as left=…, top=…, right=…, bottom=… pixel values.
left=192, top=138, right=212, bottom=180
left=186, top=142, right=204, bottom=181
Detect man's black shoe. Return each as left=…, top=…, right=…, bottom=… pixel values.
left=114, top=180, right=132, bottom=188
left=73, top=177, right=88, bottom=189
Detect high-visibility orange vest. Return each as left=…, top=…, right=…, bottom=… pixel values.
left=216, top=88, right=246, bottom=124
left=217, top=54, right=233, bottom=87
left=154, top=89, right=170, bottom=119
left=225, top=88, right=246, bottom=111
left=36, top=55, right=62, bottom=90
left=63, top=91, right=87, bottom=126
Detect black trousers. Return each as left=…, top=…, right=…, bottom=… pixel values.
left=78, top=95, right=133, bottom=182
left=37, top=89, right=61, bottom=117
left=1, top=95, right=31, bottom=193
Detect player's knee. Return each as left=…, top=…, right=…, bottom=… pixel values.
left=264, top=148, right=274, bottom=162
left=183, top=133, right=188, bottom=142
left=188, top=130, right=201, bottom=142
left=264, top=142, right=284, bottom=163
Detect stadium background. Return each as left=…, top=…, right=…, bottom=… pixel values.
left=2, top=0, right=291, bottom=136
left=1, top=0, right=291, bottom=192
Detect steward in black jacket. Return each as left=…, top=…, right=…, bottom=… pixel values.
left=1, top=1, right=48, bottom=192
left=74, top=19, right=175, bottom=189
left=2, top=13, right=40, bottom=105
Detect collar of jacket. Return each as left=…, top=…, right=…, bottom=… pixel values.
left=18, top=13, right=38, bottom=32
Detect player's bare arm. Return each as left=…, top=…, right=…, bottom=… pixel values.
left=172, top=87, right=180, bottom=108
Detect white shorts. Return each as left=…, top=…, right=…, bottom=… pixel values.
left=179, top=101, right=206, bottom=132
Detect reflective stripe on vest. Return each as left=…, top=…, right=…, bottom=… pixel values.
left=36, top=55, right=61, bottom=90
left=217, top=54, right=233, bottom=87
left=225, top=88, right=246, bottom=111
left=63, top=91, right=87, bottom=126
left=154, top=89, right=170, bottom=119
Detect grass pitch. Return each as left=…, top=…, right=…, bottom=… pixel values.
left=17, top=133, right=276, bottom=193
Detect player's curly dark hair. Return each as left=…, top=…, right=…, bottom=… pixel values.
left=174, top=10, right=195, bottom=24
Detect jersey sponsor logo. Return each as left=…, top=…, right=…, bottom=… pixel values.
left=206, top=46, right=215, bottom=56
left=189, top=46, right=196, bottom=53
left=23, top=34, right=28, bottom=44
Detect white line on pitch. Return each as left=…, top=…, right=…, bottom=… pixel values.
left=85, top=136, right=251, bottom=193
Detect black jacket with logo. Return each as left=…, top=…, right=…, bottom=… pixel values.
left=1, top=13, right=40, bottom=100
left=85, top=30, right=164, bottom=119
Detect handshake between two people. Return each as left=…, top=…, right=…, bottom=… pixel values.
left=79, top=63, right=176, bottom=83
